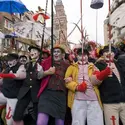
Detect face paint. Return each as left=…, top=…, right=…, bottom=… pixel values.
left=8, top=59, right=17, bottom=67
left=19, top=57, right=27, bottom=64
left=53, top=48, right=63, bottom=61
left=30, top=49, right=40, bottom=60
left=103, top=51, right=115, bottom=62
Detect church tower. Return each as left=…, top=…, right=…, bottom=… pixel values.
left=54, top=0, right=67, bottom=44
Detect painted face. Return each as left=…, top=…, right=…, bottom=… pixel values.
left=103, top=51, right=115, bottom=62
left=30, top=49, right=40, bottom=59
left=77, top=54, right=88, bottom=64
left=19, top=57, right=27, bottom=64
left=53, top=48, right=63, bottom=61
left=8, top=59, right=17, bottom=67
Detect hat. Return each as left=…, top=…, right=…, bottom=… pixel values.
left=42, top=49, right=50, bottom=56
left=7, top=53, right=19, bottom=61
left=99, top=45, right=116, bottom=56
left=53, top=44, right=65, bottom=53
left=77, top=48, right=89, bottom=55
left=28, top=46, right=41, bottom=52
left=19, top=55, right=27, bottom=59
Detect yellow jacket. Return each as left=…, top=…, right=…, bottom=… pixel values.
left=65, top=62, right=103, bottom=109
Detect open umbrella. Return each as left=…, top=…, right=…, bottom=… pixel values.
left=0, top=0, right=28, bottom=14
left=33, top=6, right=50, bottom=24
left=13, top=20, right=51, bottom=42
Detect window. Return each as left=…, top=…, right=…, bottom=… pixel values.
left=3, top=39, right=11, bottom=47
left=4, top=19, right=13, bottom=30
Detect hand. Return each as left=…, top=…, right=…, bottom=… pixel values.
left=76, top=81, right=87, bottom=92
left=64, top=77, right=72, bottom=83
left=47, top=67, right=55, bottom=75
left=37, top=63, right=43, bottom=72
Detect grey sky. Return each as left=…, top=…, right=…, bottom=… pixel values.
left=21, top=0, right=111, bottom=45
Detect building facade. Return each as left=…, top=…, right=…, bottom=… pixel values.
left=54, top=0, right=67, bottom=44
left=104, top=0, right=125, bottom=45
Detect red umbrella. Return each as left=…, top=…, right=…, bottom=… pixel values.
left=33, top=12, right=50, bottom=22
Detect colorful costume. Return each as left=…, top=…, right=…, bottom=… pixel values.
left=65, top=48, right=104, bottom=125
left=0, top=53, right=26, bottom=125
left=37, top=45, right=69, bottom=125
left=93, top=45, right=125, bottom=125
left=13, top=46, right=43, bottom=125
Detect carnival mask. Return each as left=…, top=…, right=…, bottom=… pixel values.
left=103, top=51, right=115, bottom=62
left=53, top=48, right=63, bottom=61
left=8, top=59, right=17, bottom=68
left=30, top=49, right=40, bottom=60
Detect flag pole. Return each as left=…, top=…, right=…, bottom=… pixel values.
left=51, top=0, right=54, bottom=66
left=80, top=0, right=84, bottom=66
left=108, top=0, right=112, bottom=67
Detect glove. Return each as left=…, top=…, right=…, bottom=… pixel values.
left=96, top=67, right=111, bottom=81
left=0, top=73, right=16, bottom=78
left=77, top=81, right=87, bottom=92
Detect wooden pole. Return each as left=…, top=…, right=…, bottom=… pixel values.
left=51, top=0, right=54, bottom=66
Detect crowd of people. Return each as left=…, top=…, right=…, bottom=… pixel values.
left=0, top=41, right=125, bottom=125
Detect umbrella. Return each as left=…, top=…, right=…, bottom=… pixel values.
left=0, top=0, right=29, bottom=14
left=33, top=12, right=50, bottom=24
left=13, top=20, right=51, bottom=42
left=110, top=3, right=125, bottom=28
left=33, top=6, right=50, bottom=23
left=0, top=32, right=4, bottom=39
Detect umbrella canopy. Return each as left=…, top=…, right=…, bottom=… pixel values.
left=110, top=3, right=125, bottom=28
left=0, top=32, right=4, bottom=39
left=0, top=0, right=29, bottom=14
left=13, top=20, right=51, bottom=41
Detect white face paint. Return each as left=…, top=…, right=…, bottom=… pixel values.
left=30, top=49, right=40, bottom=60
left=53, top=48, right=63, bottom=61
left=19, top=57, right=27, bottom=64
left=103, top=51, right=115, bottom=62
left=8, top=59, right=17, bottom=67
left=77, top=54, right=88, bottom=64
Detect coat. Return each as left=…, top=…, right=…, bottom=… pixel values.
left=65, top=62, right=102, bottom=109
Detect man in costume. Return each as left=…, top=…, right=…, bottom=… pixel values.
left=0, top=53, right=26, bottom=125
left=37, top=45, right=69, bottom=125
left=65, top=48, right=104, bottom=125
left=13, top=46, right=44, bottom=125
left=91, top=45, right=125, bottom=125
left=19, top=55, right=28, bottom=65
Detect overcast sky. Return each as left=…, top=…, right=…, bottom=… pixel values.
left=21, top=0, right=111, bottom=45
